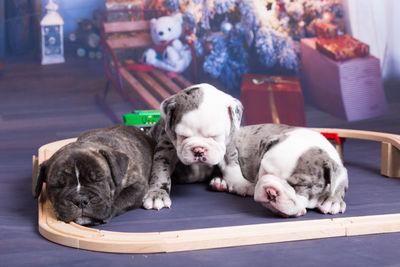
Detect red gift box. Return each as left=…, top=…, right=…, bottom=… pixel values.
left=316, top=34, right=370, bottom=61
left=315, top=22, right=338, bottom=39
left=241, top=74, right=306, bottom=126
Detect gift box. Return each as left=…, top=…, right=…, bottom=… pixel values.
left=315, top=22, right=338, bottom=39
left=316, top=34, right=370, bottom=61
left=241, top=74, right=306, bottom=126
left=300, top=38, right=387, bottom=121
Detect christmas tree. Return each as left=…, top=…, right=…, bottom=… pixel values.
left=163, top=0, right=344, bottom=91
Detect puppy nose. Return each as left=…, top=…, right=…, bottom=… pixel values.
left=192, top=146, right=206, bottom=157
left=73, top=195, right=89, bottom=208
left=265, top=186, right=279, bottom=203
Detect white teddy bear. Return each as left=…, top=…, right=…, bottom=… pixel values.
left=142, top=13, right=192, bottom=73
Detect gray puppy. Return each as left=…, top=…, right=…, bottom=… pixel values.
left=210, top=124, right=348, bottom=217
left=143, top=83, right=246, bottom=210
left=34, top=124, right=155, bottom=225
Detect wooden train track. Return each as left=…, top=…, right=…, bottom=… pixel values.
left=32, top=128, right=400, bottom=253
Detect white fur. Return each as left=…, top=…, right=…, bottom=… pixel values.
left=219, top=162, right=254, bottom=196
left=174, top=84, right=234, bottom=165
left=254, top=174, right=308, bottom=217
left=258, top=129, right=346, bottom=192
left=75, top=164, right=81, bottom=192
left=254, top=128, right=346, bottom=216
left=259, top=129, right=341, bottom=178
left=174, top=84, right=253, bottom=196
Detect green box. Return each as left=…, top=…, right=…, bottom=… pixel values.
left=123, top=110, right=161, bottom=128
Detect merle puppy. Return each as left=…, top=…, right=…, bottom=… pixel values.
left=210, top=124, right=349, bottom=217
left=34, top=124, right=155, bottom=225
left=143, top=83, right=250, bottom=210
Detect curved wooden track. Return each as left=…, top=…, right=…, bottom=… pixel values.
left=33, top=128, right=400, bottom=253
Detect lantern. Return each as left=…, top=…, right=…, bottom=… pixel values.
left=41, top=0, right=65, bottom=65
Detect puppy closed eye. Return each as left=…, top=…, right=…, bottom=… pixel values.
left=178, top=135, right=189, bottom=141
left=90, top=196, right=102, bottom=204
left=47, top=179, right=66, bottom=189
left=87, top=173, right=104, bottom=182
left=207, top=135, right=218, bottom=141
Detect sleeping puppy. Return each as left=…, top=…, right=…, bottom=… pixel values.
left=34, top=124, right=155, bottom=225
left=211, top=124, right=348, bottom=217
left=143, top=83, right=251, bottom=210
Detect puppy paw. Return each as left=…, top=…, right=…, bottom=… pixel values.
left=318, top=198, right=346, bottom=215
left=227, top=179, right=254, bottom=197
left=209, top=177, right=228, bottom=192
left=294, top=208, right=307, bottom=218
left=142, top=189, right=171, bottom=210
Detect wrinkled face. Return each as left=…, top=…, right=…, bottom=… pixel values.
left=150, top=14, right=182, bottom=45
left=254, top=174, right=311, bottom=218
left=175, top=106, right=230, bottom=165
left=44, top=150, right=114, bottom=225
left=161, top=84, right=243, bottom=166
left=254, top=159, right=333, bottom=217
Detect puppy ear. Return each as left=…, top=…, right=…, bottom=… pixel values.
left=100, top=149, right=129, bottom=186
left=34, top=160, right=48, bottom=199
left=322, top=161, right=332, bottom=185
left=228, top=98, right=243, bottom=132
left=160, top=97, right=176, bottom=131
left=258, top=136, right=280, bottom=157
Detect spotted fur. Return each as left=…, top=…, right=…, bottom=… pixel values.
left=214, top=123, right=349, bottom=217
left=143, top=83, right=245, bottom=210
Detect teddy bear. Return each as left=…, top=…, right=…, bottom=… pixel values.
left=142, top=13, right=192, bottom=73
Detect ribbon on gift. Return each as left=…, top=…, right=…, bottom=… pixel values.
left=251, top=76, right=299, bottom=124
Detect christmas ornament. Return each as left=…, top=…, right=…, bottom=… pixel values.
left=220, top=21, right=233, bottom=35
left=204, top=40, right=214, bottom=53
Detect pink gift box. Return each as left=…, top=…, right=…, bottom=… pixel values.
left=300, top=38, right=388, bottom=121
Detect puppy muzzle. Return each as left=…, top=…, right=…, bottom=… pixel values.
left=254, top=175, right=307, bottom=217
left=191, top=146, right=207, bottom=162
left=177, top=137, right=225, bottom=166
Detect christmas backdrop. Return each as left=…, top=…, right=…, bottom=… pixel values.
left=163, top=0, right=345, bottom=90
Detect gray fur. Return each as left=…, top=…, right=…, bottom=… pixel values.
left=146, top=86, right=204, bottom=190
left=288, top=147, right=340, bottom=201
left=233, top=123, right=348, bottom=216
left=228, top=98, right=244, bottom=139
left=233, top=124, right=294, bottom=183
left=34, top=124, right=155, bottom=225
left=145, top=86, right=212, bottom=206
left=157, top=86, right=203, bottom=141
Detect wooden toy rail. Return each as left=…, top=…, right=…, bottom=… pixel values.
left=96, top=8, right=194, bottom=123
left=32, top=128, right=400, bottom=253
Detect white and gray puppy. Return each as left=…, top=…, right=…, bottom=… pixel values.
left=211, top=124, right=348, bottom=217
left=143, top=83, right=252, bottom=210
